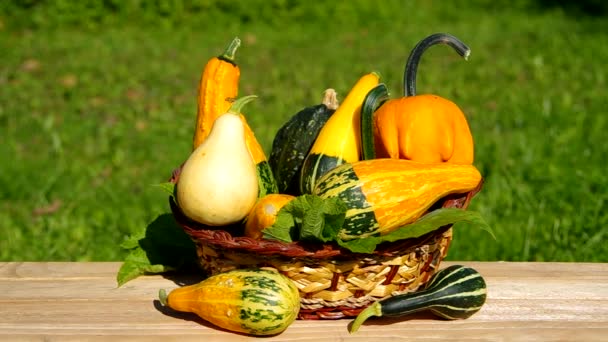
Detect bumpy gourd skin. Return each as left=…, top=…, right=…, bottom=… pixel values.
left=373, top=95, right=474, bottom=164
left=160, top=269, right=301, bottom=336
left=193, top=37, right=241, bottom=150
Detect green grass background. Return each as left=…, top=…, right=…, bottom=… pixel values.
left=1, top=0, right=606, bottom=262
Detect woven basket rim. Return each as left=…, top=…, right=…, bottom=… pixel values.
left=169, top=166, right=483, bottom=259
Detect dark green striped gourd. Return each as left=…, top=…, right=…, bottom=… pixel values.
left=269, top=89, right=337, bottom=195
left=350, top=265, right=487, bottom=333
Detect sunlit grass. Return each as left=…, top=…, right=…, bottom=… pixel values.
left=1, top=1, right=606, bottom=261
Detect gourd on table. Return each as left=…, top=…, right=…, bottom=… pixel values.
left=349, top=265, right=488, bottom=333
left=159, top=268, right=301, bottom=336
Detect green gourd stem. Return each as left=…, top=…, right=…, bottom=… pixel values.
left=360, top=83, right=390, bottom=160
left=218, top=37, right=241, bottom=65
left=158, top=289, right=168, bottom=306
left=349, top=265, right=487, bottom=333
left=228, top=95, right=257, bottom=114
left=404, top=33, right=471, bottom=97
left=349, top=301, right=382, bottom=333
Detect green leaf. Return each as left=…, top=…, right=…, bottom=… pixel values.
left=262, top=194, right=347, bottom=243
left=262, top=210, right=296, bottom=243
left=338, top=208, right=495, bottom=254
left=154, top=182, right=175, bottom=196
left=116, top=248, right=171, bottom=287
left=116, top=213, right=198, bottom=287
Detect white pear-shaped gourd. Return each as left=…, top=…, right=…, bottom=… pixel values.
left=176, top=95, right=259, bottom=226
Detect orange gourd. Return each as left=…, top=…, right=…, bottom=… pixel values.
left=369, top=33, right=475, bottom=164
left=245, top=194, right=296, bottom=239
left=193, top=37, right=241, bottom=150
left=159, top=269, right=300, bottom=336
left=313, top=158, right=482, bottom=240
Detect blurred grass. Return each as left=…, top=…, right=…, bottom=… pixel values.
left=1, top=1, right=606, bottom=261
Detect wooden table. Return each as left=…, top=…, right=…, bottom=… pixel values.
left=1, top=262, right=607, bottom=341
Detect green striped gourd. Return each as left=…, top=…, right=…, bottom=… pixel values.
left=350, top=265, right=487, bottom=333
left=159, top=268, right=300, bottom=336
left=269, top=89, right=338, bottom=195
left=299, top=72, right=380, bottom=194
left=312, top=158, right=482, bottom=241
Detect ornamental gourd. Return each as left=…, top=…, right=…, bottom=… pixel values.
left=159, top=268, right=300, bottom=336
left=177, top=96, right=259, bottom=226
left=350, top=265, right=487, bottom=333
left=269, top=89, right=338, bottom=195
left=364, top=33, right=475, bottom=164
left=313, top=158, right=482, bottom=241
left=299, top=72, right=380, bottom=194
left=245, top=194, right=296, bottom=239
left=193, top=37, right=277, bottom=197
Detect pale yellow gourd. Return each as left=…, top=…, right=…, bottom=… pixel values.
left=176, top=96, right=259, bottom=226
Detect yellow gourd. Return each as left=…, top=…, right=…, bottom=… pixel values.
left=299, top=72, right=380, bottom=194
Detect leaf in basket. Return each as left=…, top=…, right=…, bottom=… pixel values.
left=262, top=210, right=296, bottom=243
left=116, top=213, right=197, bottom=287
left=337, top=208, right=495, bottom=254
left=262, top=194, right=347, bottom=243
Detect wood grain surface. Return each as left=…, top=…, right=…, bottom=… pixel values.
left=1, top=262, right=607, bottom=341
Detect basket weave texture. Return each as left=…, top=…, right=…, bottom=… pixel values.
left=169, top=168, right=481, bottom=320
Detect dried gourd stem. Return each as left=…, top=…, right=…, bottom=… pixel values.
left=322, top=88, right=339, bottom=110
left=404, top=33, right=471, bottom=97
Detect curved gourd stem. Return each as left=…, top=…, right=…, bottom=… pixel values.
left=349, top=301, right=382, bottom=333
left=360, top=84, right=390, bottom=160
left=228, top=95, right=257, bottom=114
left=218, top=37, right=241, bottom=65
left=404, top=33, right=471, bottom=97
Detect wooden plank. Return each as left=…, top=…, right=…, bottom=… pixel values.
left=1, top=262, right=607, bottom=341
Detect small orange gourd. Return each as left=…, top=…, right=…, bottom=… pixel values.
left=365, top=33, right=475, bottom=164
left=245, top=194, right=296, bottom=239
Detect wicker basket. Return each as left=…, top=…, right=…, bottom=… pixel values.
left=169, top=168, right=482, bottom=320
